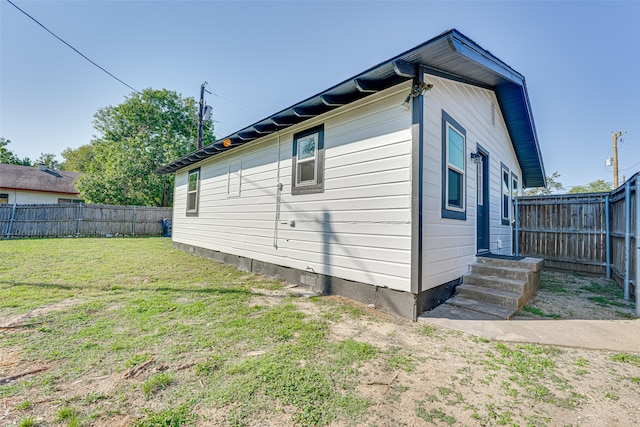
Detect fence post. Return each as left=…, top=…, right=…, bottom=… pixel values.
left=624, top=181, right=631, bottom=300
left=635, top=177, right=639, bottom=317
left=605, top=194, right=611, bottom=279
left=514, top=198, right=519, bottom=256
left=76, top=204, right=83, bottom=237
left=132, top=206, right=136, bottom=237
left=6, top=203, right=17, bottom=239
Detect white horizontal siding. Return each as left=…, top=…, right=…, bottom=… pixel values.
left=173, top=84, right=414, bottom=291
left=0, top=189, right=79, bottom=204
left=421, top=75, right=522, bottom=290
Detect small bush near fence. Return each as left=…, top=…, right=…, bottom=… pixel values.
left=0, top=203, right=172, bottom=239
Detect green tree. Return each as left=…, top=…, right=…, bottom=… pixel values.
left=77, top=88, right=213, bottom=206
left=568, top=179, right=612, bottom=194
left=524, top=171, right=563, bottom=196
left=60, top=144, right=95, bottom=172
left=35, top=152, right=60, bottom=170
left=0, top=137, right=31, bottom=165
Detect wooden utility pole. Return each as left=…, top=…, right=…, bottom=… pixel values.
left=197, top=82, right=211, bottom=150
left=612, top=131, right=626, bottom=188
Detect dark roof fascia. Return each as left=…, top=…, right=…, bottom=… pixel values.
left=157, top=29, right=545, bottom=187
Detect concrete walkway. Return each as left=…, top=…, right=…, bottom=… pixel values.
left=419, top=312, right=640, bottom=353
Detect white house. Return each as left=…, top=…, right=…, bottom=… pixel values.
left=158, top=29, right=546, bottom=319
left=0, top=164, right=83, bottom=204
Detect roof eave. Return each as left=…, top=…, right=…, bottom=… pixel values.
left=158, top=29, right=545, bottom=187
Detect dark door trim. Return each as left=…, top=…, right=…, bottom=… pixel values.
left=476, top=144, right=490, bottom=254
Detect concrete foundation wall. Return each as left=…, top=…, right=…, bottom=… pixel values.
left=175, top=241, right=452, bottom=320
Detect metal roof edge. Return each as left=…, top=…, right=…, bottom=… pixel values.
left=447, top=30, right=525, bottom=86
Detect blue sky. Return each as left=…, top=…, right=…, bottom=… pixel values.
left=1, top=1, right=638, bottom=191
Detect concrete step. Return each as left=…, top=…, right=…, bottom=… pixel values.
left=457, top=284, right=524, bottom=310
left=476, top=256, right=544, bottom=272
left=446, top=295, right=515, bottom=319
left=419, top=300, right=506, bottom=320
left=463, top=273, right=527, bottom=294
left=470, top=263, right=531, bottom=281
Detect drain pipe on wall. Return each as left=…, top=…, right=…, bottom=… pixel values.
left=273, top=132, right=282, bottom=249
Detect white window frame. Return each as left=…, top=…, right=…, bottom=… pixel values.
left=296, top=133, right=319, bottom=186
left=291, top=124, right=325, bottom=195
left=501, top=163, right=510, bottom=225
left=511, top=172, right=519, bottom=225
left=445, top=123, right=466, bottom=212
left=186, top=168, right=200, bottom=216
left=441, top=110, right=467, bottom=220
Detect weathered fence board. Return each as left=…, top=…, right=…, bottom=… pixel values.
left=516, top=172, right=638, bottom=304
left=0, top=204, right=172, bottom=239
left=516, top=192, right=609, bottom=274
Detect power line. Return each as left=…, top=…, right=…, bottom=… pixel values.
left=5, top=0, right=140, bottom=94
left=619, top=159, right=640, bottom=172
left=210, top=91, right=267, bottom=114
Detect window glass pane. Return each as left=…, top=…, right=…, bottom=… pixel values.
left=448, top=126, right=464, bottom=170
left=503, top=170, right=509, bottom=219
left=291, top=125, right=324, bottom=195
left=298, top=161, right=315, bottom=183
left=448, top=169, right=463, bottom=208
left=187, top=193, right=196, bottom=211
left=298, top=134, right=317, bottom=161
left=187, top=169, right=199, bottom=213
left=512, top=176, right=518, bottom=198
left=188, top=171, right=199, bottom=191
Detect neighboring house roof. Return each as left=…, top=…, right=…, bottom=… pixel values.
left=157, top=28, right=546, bottom=188
left=0, top=164, right=81, bottom=195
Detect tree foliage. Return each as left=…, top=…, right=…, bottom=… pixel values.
left=0, top=137, right=32, bottom=166
left=568, top=179, right=612, bottom=194
left=77, top=89, right=214, bottom=207
left=60, top=144, right=95, bottom=172
left=35, top=152, right=61, bottom=170
left=524, top=171, right=563, bottom=196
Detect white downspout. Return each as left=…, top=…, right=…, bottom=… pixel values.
left=273, top=132, right=282, bottom=248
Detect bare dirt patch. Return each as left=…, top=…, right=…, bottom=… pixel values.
left=518, top=270, right=636, bottom=320
left=0, top=297, right=80, bottom=328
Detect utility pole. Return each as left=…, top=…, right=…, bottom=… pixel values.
left=612, top=130, right=626, bottom=188
left=197, top=81, right=211, bottom=150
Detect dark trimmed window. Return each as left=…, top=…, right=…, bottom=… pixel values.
left=291, top=125, right=324, bottom=195
left=501, top=163, right=510, bottom=225
left=0, top=193, right=8, bottom=204
left=186, top=168, right=200, bottom=216
left=511, top=172, right=519, bottom=223
left=441, top=111, right=467, bottom=220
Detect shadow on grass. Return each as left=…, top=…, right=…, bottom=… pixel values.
left=0, top=281, right=81, bottom=290
left=0, top=281, right=257, bottom=298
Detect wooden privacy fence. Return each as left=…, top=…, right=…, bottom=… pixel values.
left=515, top=192, right=609, bottom=274
left=0, top=203, right=172, bottom=239
left=515, top=172, right=639, bottom=306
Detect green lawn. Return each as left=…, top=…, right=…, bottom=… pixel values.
left=0, top=238, right=376, bottom=426
left=2, top=239, right=639, bottom=427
